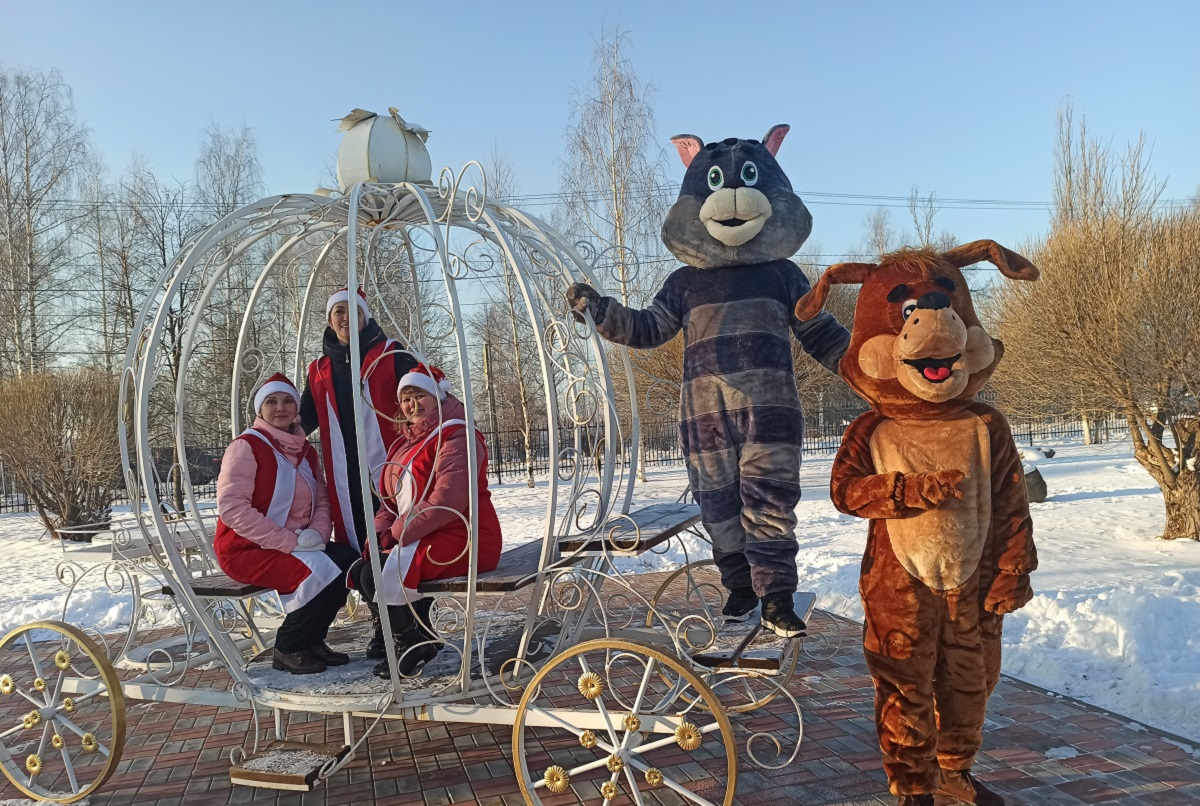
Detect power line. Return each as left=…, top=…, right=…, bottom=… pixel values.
left=32, top=188, right=1199, bottom=214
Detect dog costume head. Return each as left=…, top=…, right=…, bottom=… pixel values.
left=795, top=240, right=1038, bottom=419
left=662, top=125, right=812, bottom=269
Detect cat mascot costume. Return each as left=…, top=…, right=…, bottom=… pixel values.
left=567, top=125, right=849, bottom=636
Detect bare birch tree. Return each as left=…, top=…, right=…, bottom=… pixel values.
left=0, top=66, right=90, bottom=374
left=559, top=26, right=671, bottom=306
left=189, top=123, right=264, bottom=439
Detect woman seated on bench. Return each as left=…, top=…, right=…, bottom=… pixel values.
left=214, top=373, right=359, bottom=675
left=351, top=363, right=502, bottom=678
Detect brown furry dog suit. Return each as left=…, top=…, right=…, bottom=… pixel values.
left=795, top=241, right=1040, bottom=805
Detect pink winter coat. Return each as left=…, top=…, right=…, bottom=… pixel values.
left=216, top=418, right=333, bottom=553
left=373, top=394, right=502, bottom=567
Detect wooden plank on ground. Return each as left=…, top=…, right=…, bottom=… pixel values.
left=229, top=740, right=350, bottom=791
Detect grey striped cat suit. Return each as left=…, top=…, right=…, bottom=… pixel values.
left=592, top=258, right=849, bottom=596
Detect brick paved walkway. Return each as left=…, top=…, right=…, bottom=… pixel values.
left=2, top=608, right=1198, bottom=805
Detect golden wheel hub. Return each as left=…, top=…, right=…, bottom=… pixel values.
left=675, top=721, right=702, bottom=751
left=576, top=671, right=604, bottom=700
left=622, top=713, right=640, bottom=732
left=25, top=754, right=41, bottom=775
left=54, top=649, right=71, bottom=670
left=605, top=754, right=624, bottom=773
left=0, top=675, right=14, bottom=695
left=543, top=764, right=569, bottom=794
left=25, top=710, right=40, bottom=727
left=32, top=677, right=45, bottom=692
left=51, top=734, right=64, bottom=750
left=600, top=780, right=619, bottom=800
left=82, top=732, right=99, bottom=753
left=579, top=729, right=598, bottom=749
left=645, top=767, right=664, bottom=787
left=62, top=697, right=75, bottom=713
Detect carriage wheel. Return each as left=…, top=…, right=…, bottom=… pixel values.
left=513, top=639, right=736, bottom=806
left=647, top=560, right=800, bottom=713
left=0, top=621, right=126, bottom=804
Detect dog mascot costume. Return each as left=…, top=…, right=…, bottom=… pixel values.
left=795, top=241, right=1039, bottom=806
left=567, top=125, right=850, bottom=637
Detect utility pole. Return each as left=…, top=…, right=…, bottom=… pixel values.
left=482, top=341, right=503, bottom=485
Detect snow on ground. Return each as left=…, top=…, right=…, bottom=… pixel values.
left=0, top=440, right=1197, bottom=742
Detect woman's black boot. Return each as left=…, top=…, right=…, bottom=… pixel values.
left=372, top=604, right=440, bottom=678
left=365, top=602, right=386, bottom=660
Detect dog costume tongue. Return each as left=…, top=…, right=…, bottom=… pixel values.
left=925, top=366, right=951, bottom=381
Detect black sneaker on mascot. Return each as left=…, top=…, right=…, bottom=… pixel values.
left=721, top=587, right=759, bottom=621
left=760, top=592, right=806, bottom=638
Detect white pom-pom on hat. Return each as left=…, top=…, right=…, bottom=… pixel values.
left=254, top=372, right=301, bottom=414
left=398, top=363, right=452, bottom=401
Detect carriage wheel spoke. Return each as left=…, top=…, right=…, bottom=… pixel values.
left=49, top=664, right=68, bottom=707
left=34, top=719, right=52, bottom=759
left=622, top=764, right=647, bottom=806
left=577, top=656, right=619, bottom=746
left=59, top=688, right=104, bottom=710
left=53, top=714, right=110, bottom=758
left=22, top=634, right=46, bottom=681
left=628, top=656, right=656, bottom=719
left=59, top=741, right=80, bottom=793
left=14, top=688, right=43, bottom=709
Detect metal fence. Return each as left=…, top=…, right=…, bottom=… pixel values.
left=0, top=410, right=1131, bottom=514
left=402, top=408, right=1129, bottom=483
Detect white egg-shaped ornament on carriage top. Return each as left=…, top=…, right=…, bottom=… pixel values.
left=335, top=107, right=433, bottom=191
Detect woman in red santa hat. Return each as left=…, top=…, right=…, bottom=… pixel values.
left=350, top=363, right=503, bottom=678
left=215, top=373, right=360, bottom=675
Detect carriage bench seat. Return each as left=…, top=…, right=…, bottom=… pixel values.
left=161, top=573, right=268, bottom=599
left=418, top=540, right=546, bottom=594
left=557, top=502, right=700, bottom=555
left=418, top=502, right=702, bottom=595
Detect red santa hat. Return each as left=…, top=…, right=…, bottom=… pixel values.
left=325, top=287, right=370, bottom=321
left=253, top=372, right=301, bottom=415
left=398, top=363, right=452, bottom=401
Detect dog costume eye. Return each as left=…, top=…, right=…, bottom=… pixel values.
left=740, top=162, right=758, bottom=186
left=707, top=166, right=724, bottom=191
left=902, top=299, right=918, bottom=321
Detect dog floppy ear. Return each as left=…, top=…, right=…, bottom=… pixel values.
left=795, top=262, right=875, bottom=321
left=943, top=239, right=1039, bottom=281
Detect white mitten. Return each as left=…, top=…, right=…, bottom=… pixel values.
left=294, top=529, right=325, bottom=551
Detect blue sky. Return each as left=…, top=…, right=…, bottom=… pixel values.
left=2, top=0, right=1197, bottom=262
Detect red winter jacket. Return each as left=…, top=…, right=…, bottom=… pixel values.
left=373, top=394, right=502, bottom=573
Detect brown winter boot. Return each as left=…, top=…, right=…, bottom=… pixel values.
left=308, top=641, right=350, bottom=666
left=938, top=769, right=1005, bottom=805
left=271, top=647, right=325, bottom=675
left=897, top=795, right=934, bottom=806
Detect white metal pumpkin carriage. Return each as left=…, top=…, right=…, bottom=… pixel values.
left=0, top=112, right=842, bottom=804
